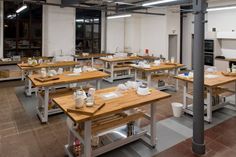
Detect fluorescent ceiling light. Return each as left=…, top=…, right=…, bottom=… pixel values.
left=76, top=19, right=84, bottom=22
left=115, top=2, right=134, bottom=5
left=7, top=14, right=16, bottom=19
left=107, top=14, right=132, bottom=19
left=16, top=4, right=27, bottom=13
left=207, top=6, right=236, bottom=12
left=142, top=0, right=178, bottom=7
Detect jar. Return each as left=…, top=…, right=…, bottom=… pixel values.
left=74, top=91, right=85, bottom=108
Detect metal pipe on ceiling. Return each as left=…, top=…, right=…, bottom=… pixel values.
left=23, top=0, right=165, bottom=16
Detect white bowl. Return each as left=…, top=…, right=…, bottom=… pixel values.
left=137, top=86, right=150, bottom=96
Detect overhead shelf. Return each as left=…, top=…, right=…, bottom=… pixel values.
left=216, top=32, right=236, bottom=39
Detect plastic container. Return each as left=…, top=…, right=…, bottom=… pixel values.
left=171, top=103, right=184, bottom=117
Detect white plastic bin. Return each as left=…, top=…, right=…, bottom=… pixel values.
left=171, top=103, right=184, bottom=117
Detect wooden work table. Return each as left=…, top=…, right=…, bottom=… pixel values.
left=18, top=61, right=79, bottom=96
left=175, top=72, right=236, bottom=123
left=54, top=87, right=170, bottom=123
left=53, top=87, right=170, bottom=157
left=99, top=56, right=142, bottom=63
left=28, top=70, right=108, bottom=123
left=130, top=63, right=185, bottom=90
left=175, top=71, right=236, bottom=87
left=74, top=53, right=113, bottom=68
left=17, top=61, right=79, bottom=70
left=29, top=71, right=109, bottom=88
left=99, top=56, right=143, bottom=83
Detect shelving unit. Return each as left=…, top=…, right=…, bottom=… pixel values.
left=0, top=61, right=21, bottom=81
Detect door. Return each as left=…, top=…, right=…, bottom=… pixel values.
left=168, top=35, right=178, bottom=61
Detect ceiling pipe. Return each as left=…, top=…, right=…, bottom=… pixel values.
left=24, top=0, right=165, bottom=16
left=118, top=0, right=192, bottom=11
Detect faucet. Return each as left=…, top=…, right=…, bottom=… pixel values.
left=115, top=47, right=119, bottom=53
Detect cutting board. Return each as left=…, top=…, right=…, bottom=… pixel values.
left=164, top=63, right=177, bottom=66
left=222, top=72, right=236, bottom=77
left=34, top=76, right=60, bottom=82
left=20, top=63, right=40, bottom=67
left=67, top=103, right=105, bottom=116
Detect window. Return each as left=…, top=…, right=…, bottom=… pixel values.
left=76, top=9, right=101, bottom=53
left=3, top=1, right=42, bottom=58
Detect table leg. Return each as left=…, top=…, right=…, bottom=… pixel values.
left=206, top=88, right=213, bottom=123
left=21, top=70, right=25, bottom=81
left=174, top=68, right=179, bottom=91
left=134, top=69, right=137, bottom=81
left=147, top=72, right=152, bottom=87
left=183, top=82, right=188, bottom=109
left=25, top=71, right=33, bottom=96
left=43, top=87, right=49, bottom=123
left=91, top=57, right=94, bottom=68
left=110, top=62, right=114, bottom=83
left=150, top=103, right=157, bottom=147
left=96, top=79, right=101, bottom=89
left=84, top=121, right=92, bottom=157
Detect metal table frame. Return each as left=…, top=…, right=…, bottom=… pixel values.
left=65, top=102, right=158, bottom=157
left=23, top=66, right=74, bottom=96
left=182, top=81, right=236, bottom=123
left=37, top=79, right=102, bottom=123
left=134, top=68, right=180, bottom=91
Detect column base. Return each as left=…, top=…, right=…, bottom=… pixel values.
left=192, top=139, right=205, bottom=155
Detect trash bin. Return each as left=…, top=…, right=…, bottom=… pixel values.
left=171, top=103, right=184, bottom=117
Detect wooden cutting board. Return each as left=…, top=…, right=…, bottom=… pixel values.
left=67, top=103, right=105, bottom=116
left=34, top=76, right=60, bottom=82
left=20, top=63, right=40, bottom=67
left=164, top=63, right=177, bottom=66
left=222, top=72, right=236, bottom=77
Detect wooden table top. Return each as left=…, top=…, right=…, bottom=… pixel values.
left=138, top=55, right=160, bottom=61
left=74, top=53, right=113, bottom=59
left=99, top=56, right=143, bottom=62
left=17, top=61, right=79, bottom=70
left=130, top=63, right=185, bottom=72
left=53, top=87, right=171, bottom=123
left=175, top=72, right=236, bottom=87
left=28, top=71, right=109, bottom=87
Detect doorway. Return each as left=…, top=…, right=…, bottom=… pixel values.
left=168, top=35, right=178, bottom=61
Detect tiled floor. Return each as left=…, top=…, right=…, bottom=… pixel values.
left=0, top=79, right=235, bottom=157
left=154, top=117, right=236, bottom=157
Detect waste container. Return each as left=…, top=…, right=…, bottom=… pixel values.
left=171, top=103, right=183, bottom=117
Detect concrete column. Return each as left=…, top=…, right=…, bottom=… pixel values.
left=192, top=0, right=207, bottom=155
left=101, top=11, right=107, bottom=53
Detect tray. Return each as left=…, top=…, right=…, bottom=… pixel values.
left=34, top=76, right=60, bottom=82
left=20, top=63, right=40, bottom=67
left=164, top=62, right=177, bottom=66
left=222, top=72, right=236, bottom=77
left=67, top=103, right=105, bottom=116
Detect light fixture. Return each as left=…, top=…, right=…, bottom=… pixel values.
left=16, top=4, right=28, bottom=13
left=7, top=14, right=16, bottom=19
left=107, top=14, right=132, bottom=19
left=142, top=0, right=178, bottom=7
left=207, top=6, right=236, bottom=12
left=76, top=19, right=84, bottom=22
left=115, top=1, right=134, bottom=5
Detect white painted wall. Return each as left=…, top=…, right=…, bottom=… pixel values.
left=0, top=1, right=3, bottom=58
left=43, top=0, right=75, bottom=57
left=106, top=18, right=125, bottom=53
left=182, top=0, right=236, bottom=69
left=107, top=7, right=181, bottom=61
left=139, top=13, right=167, bottom=57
